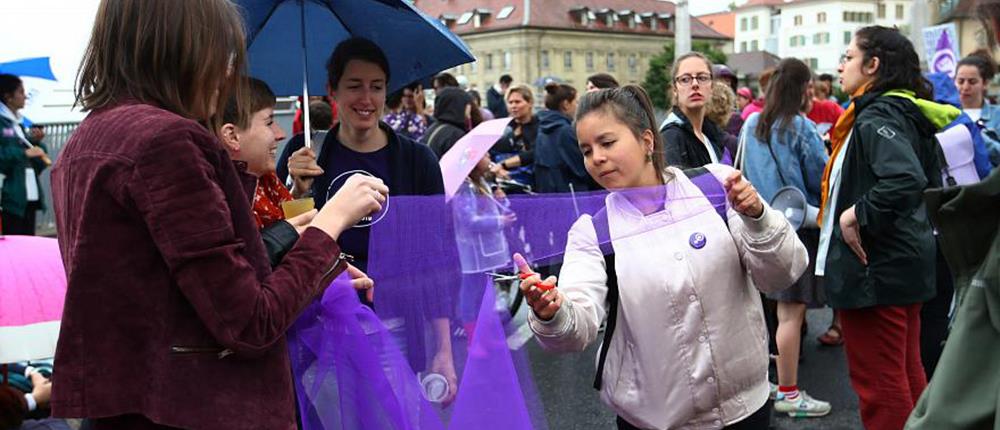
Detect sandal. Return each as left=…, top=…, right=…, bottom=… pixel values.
left=817, top=324, right=844, bottom=346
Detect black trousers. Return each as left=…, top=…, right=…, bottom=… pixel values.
left=920, top=245, right=955, bottom=380
left=617, top=400, right=772, bottom=430
left=1, top=201, right=39, bottom=235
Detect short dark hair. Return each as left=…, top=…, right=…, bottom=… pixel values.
left=499, top=74, right=513, bottom=85
left=854, top=26, right=932, bottom=99
left=433, top=73, right=459, bottom=89
left=222, top=77, right=276, bottom=129
left=385, top=91, right=403, bottom=110
left=309, top=100, right=333, bottom=131
left=326, top=37, right=390, bottom=90
left=817, top=73, right=835, bottom=83
left=587, top=73, right=619, bottom=89
left=544, top=82, right=577, bottom=111
left=0, top=74, right=22, bottom=103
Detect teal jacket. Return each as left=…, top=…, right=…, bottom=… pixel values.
left=906, top=168, right=1000, bottom=430
left=0, top=115, right=48, bottom=217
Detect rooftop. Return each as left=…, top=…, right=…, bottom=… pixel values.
left=414, top=0, right=730, bottom=40
left=697, top=11, right=735, bottom=38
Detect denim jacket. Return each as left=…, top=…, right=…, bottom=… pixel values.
left=738, top=113, right=828, bottom=207
left=974, top=101, right=1000, bottom=167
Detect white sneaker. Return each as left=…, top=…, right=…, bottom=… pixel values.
left=773, top=391, right=832, bottom=418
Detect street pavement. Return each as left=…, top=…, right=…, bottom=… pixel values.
left=521, top=308, right=863, bottom=429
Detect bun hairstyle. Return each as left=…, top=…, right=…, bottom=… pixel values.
left=543, top=82, right=577, bottom=111
left=957, top=49, right=998, bottom=82
left=575, top=84, right=667, bottom=177
left=587, top=73, right=620, bottom=89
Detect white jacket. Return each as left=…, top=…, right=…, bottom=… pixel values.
left=529, top=165, right=808, bottom=429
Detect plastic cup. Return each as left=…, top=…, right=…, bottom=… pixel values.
left=419, top=372, right=449, bottom=403
left=281, top=197, right=315, bottom=219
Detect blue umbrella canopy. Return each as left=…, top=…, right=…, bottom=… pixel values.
left=238, top=0, right=474, bottom=96
left=0, top=57, right=57, bottom=81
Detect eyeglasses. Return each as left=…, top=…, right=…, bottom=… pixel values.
left=674, top=74, right=712, bottom=86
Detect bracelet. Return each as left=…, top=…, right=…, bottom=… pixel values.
left=24, top=393, right=37, bottom=412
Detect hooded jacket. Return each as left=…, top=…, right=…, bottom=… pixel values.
left=533, top=109, right=599, bottom=193
left=823, top=91, right=950, bottom=309
left=421, top=87, right=470, bottom=159
left=659, top=107, right=728, bottom=169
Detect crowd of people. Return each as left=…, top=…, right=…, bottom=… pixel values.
left=3, top=0, right=1000, bottom=429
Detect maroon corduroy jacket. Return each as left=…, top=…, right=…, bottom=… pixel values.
left=49, top=102, right=344, bottom=429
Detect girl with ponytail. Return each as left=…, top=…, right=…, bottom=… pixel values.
left=520, top=85, right=808, bottom=430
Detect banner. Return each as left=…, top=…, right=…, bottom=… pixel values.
left=923, top=23, right=960, bottom=78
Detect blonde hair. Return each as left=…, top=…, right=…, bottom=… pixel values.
left=505, top=84, right=534, bottom=104
left=705, top=81, right=736, bottom=128
left=75, top=0, right=246, bottom=127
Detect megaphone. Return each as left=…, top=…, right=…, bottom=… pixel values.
left=770, top=186, right=819, bottom=230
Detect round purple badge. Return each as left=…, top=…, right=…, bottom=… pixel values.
left=689, top=232, right=707, bottom=249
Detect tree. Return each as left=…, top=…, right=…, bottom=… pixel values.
left=641, top=41, right=729, bottom=110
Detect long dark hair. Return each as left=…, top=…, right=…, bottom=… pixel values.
left=755, top=58, right=812, bottom=142
left=576, top=85, right=666, bottom=176
left=854, top=26, right=933, bottom=99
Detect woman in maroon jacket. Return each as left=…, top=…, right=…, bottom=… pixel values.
left=47, top=1, right=387, bottom=429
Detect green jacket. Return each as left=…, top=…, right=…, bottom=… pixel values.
left=0, top=115, right=48, bottom=217
left=906, top=168, right=1000, bottom=430
left=824, top=91, right=955, bottom=309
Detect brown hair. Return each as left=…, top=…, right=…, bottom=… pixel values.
left=222, top=78, right=276, bottom=130
left=506, top=84, right=534, bottom=104
left=705, top=81, right=736, bottom=129
left=575, top=85, right=667, bottom=177
left=669, top=51, right=714, bottom=107
left=756, top=58, right=812, bottom=142
left=75, top=0, right=246, bottom=127
left=543, top=82, right=577, bottom=111
left=957, top=49, right=998, bottom=82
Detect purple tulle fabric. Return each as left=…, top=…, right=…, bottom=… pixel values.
left=288, top=183, right=729, bottom=429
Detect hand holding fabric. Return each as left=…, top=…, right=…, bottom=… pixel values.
left=724, top=170, right=764, bottom=218
left=345, top=263, right=374, bottom=302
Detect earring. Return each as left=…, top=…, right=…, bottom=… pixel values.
left=646, top=152, right=653, bottom=162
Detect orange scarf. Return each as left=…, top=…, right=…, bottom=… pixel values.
left=817, top=83, right=870, bottom=223
left=253, top=172, right=294, bottom=229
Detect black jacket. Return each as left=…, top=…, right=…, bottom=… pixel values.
left=486, top=86, right=508, bottom=118
left=533, top=109, right=599, bottom=193
left=659, top=107, right=728, bottom=169
left=421, top=87, right=469, bottom=159
left=824, top=92, right=942, bottom=309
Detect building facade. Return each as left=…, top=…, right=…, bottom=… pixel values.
left=734, top=0, right=914, bottom=75
left=415, top=0, right=730, bottom=96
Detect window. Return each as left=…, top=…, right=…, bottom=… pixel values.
left=564, top=51, right=573, bottom=70
left=486, top=53, right=493, bottom=70
left=813, top=32, right=829, bottom=44
left=741, top=41, right=747, bottom=52
left=803, top=57, right=818, bottom=69
left=845, top=31, right=852, bottom=44
left=794, top=15, right=802, bottom=26
left=628, top=54, right=638, bottom=74
left=818, top=12, right=826, bottom=23
left=586, top=52, right=594, bottom=72
left=470, top=60, right=478, bottom=73
left=843, top=11, right=872, bottom=23
left=497, top=6, right=515, bottom=20
left=741, top=17, right=748, bottom=31
left=896, top=4, right=904, bottom=19
left=878, top=4, right=886, bottom=18
left=751, top=16, right=758, bottom=30
left=790, top=36, right=797, bottom=47
left=751, top=40, right=758, bottom=51
left=541, top=50, right=549, bottom=70
left=503, top=51, right=512, bottom=71
left=607, top=53, right=615, bottom=71
left=458, top=12, right=473, bottom=25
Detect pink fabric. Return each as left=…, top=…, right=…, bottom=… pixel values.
left=0, top=235, right=66, bottom=326
left=741, top=99, right=764, bottom=120
left=440, top=118, right=511, bottom=200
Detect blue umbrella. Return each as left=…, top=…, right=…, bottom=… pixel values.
left=238, top=0, right=474, bottom=97
left=0, top=57, right=57, bottom=81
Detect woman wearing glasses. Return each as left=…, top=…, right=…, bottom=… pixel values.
left=660, top=52, right=731, bottom=169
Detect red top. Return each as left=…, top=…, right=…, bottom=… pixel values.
left=50, top=102, right=344, bottom=429
left=808, top=99, right=845, bottom=130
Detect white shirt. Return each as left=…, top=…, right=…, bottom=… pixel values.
left=965, top=108, right=983, bottom=123
left=815, top=130, right=852, bottom=276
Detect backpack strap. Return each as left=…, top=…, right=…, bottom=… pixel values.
left=591, top=168, right=727, bottom=390
left=591, top=208, right=618, bottom=390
